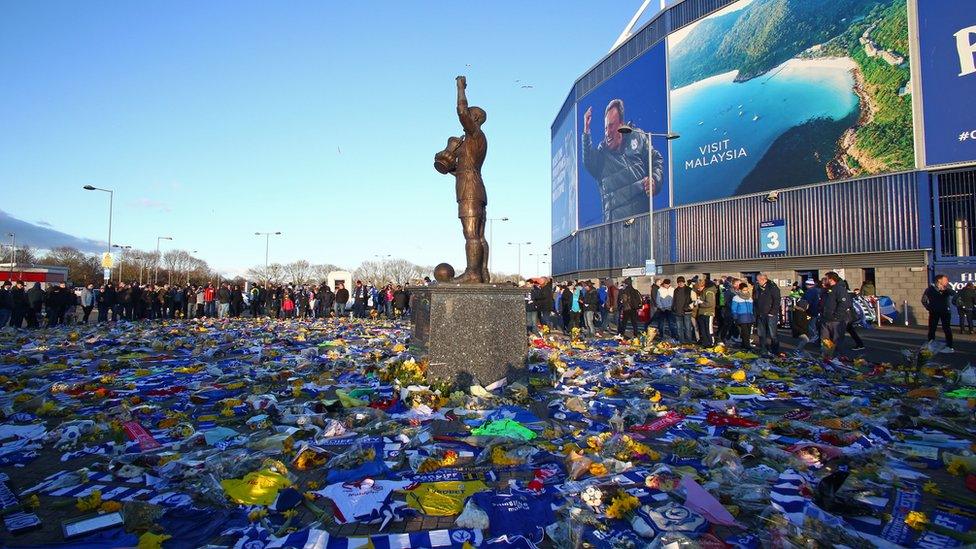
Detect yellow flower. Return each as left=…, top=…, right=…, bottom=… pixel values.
left=922, top=481, right=941, bottom=495
left=589, top=462, right=608, bottom=476
left=731, top=370, right=747, bottom=382
left=946, top=458, right=966, bottom=476
left=605, top=493, right=640, bottom=519
left=491, top=447, right=519, bottom=466
left=138, top=532, right=172, bottom=549
left=76, top=490, right=103, bottom=512
left=99, top=500, right=123, bottom=513
left=36, top=401, right=58, bottom=416
left=904, top=510, right=928, bottom=530
left=24, top=494, right=40, bottom=510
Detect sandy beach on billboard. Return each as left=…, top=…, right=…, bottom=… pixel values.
left=671, top=56, right=858, bottom=98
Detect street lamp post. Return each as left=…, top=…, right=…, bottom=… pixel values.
left=487, top=216, right=508, bottom=276
left=254, top=232, right=282, bottom=287
left=112, top=244, right=132, bottom=284
left=529, top=252, right=549, bottom=276
left=188, top=250, right=198, bottom=285
left=617, top=126, right=679, bottom=275
left=82, top=185, right=114, bottom=281
left=507, top=241, right=531, bottom=280
left=154, top=236, right=173, bottom=285
left=6, top=233, right=14, bottom=282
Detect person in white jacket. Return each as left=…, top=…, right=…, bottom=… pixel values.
left=654, top=279, right=677, bottom=339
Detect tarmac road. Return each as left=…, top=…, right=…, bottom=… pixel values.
left=776, top=324, right=975, bottom=368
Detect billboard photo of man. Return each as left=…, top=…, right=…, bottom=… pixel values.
left=575, top=42, right=669, bottom=229
left=582, top=99, right=664, bottom=224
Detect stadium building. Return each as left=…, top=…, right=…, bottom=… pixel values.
left=550, top=0, right=976, bottom=325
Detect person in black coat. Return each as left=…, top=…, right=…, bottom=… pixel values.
left=752, top=274, right=782, bottom=355
left=537, top=278, right=555, bottom=329
left=10, top=282, right=29, bottom=328
left=319, top=285, right=335, bottom=317
left=334, top=283, right=349, bottom=318
left=392, top=285, right=408, bottom=316
left=0, top=281, right=12, bottom=327
left=26, top=282, right=44, bottom=328
left=922, top=274, right=955, bottom=352
left=97, top=283, right=116, bottom=322
left=819, top=272, right=851, bottom=347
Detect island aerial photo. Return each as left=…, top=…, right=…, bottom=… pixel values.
left=668, top=0, right=914, bottom=205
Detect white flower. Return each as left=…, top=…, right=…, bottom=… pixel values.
left=581, top=485, right=603, bottom=508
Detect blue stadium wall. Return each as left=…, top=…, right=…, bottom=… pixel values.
left=552, top=0, right=976, bottom=287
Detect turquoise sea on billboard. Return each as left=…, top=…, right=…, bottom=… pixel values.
left=671, top=57, right=859, bottom=206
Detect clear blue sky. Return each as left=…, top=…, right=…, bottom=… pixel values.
left=0, top=1, right=646, bottom=277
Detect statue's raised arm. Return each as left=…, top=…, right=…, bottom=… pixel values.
left=432, top=76, right=490, bottom=284
left=456, top=76, right=477, bottom=134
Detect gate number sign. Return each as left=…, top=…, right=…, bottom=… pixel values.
left=760, top=220, right=787, bottom=255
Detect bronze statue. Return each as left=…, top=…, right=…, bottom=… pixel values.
left=433, top=75, right=489, bottom=283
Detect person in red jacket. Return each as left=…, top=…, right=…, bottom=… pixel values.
left=203, top=284, right=215, bottom=317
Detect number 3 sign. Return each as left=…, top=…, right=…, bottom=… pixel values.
left=760, top=220, right=787, bottom=255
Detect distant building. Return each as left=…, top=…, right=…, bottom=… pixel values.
left=0, top=263, right=69, bottom=288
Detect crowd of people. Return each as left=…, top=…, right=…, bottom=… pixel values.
left=524, top=272, right=972, bottom=355
left=0, top=272, right=973, bottom=354
left=0, top=279, right=415, bottom=327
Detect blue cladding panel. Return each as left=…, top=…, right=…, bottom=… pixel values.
left=672, top=172, right=923, bottom=263
left=551, top=211, right=670, bottom=275
left=554, top=172, right=928, bottom=276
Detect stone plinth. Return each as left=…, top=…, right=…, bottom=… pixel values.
left=409, top=284, right=527, bottom=387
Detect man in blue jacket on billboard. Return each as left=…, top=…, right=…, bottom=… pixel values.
left=582, top=99, right=663, bottom=223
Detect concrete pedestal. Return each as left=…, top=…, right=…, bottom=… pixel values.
left=409, top=284, right=527, bottom=387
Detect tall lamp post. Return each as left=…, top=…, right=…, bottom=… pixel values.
left=529, top=252, right=549, bottom=276
left=188, top=250, right=198, bottom=285
left=616, top=126, right=679, bottom=275
left=112, top=244, right=132, bottom=284
left=507, top=241, right=531, bottom=280
left=82, top=185, right=114, bottom=281
left=6, top=233, right=14, bottom=281
left=487, top=216, right=508, bottom=276
left=255, top=232, right=281, bottom=287
left=154, top=236, right=173, bottom=285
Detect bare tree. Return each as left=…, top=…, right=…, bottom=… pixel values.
left=187, top=257, right=211, bottom=285
left=489, top=271, right=520, bottom=284
left=126, top=250, right=156, bottom=285
left=284, top=260, right=315, bottom=285
left=312, top=263, right=344, bottom=283
left=1, top=244, right=39, bottom=266
left=383, top=258, right=416, bottom=284
left=353, top=260, right=383, bottom=284
left=162, top=249, right=182, bottom=285
left=352, top=258, right=432, bottom=285
left=41, top=246, right=101, bottom=286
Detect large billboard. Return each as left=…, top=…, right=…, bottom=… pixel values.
left=917, top=0, right=976, bottom=167
left=551, top=105, right=577, bottom=242
left=668, top=0, right=915, bottom=206
left=576, top=42, right=669, bottom=229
